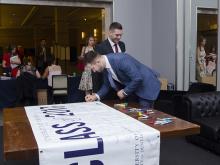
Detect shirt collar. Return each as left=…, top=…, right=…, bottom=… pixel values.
left=104, top=55, right=111, bottom=69
left=108, top=37, right=116, bottom=47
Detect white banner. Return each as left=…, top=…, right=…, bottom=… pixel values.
left=25, top=102, right=160, bottom=165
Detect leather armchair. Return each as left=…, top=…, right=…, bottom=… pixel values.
left=183, top=92, right=220, bottom=154
left=174, top=82, right=216, bottom=119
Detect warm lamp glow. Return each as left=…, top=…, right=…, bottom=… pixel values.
left=81, top=32, right=85, bottom=39
left=94, top=28, right=97, bottom=37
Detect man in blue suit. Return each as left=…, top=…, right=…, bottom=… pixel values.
left=84, top=51, right=161, bottom=109
left=93, top=22, right=126, bottom=94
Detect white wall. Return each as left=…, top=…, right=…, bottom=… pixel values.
left=113, top=0, right=177, bottom=86
left=152, top=0, right=177, bottom=84
left=113, top=0, right=152, bottom=67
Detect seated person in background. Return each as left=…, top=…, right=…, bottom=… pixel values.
left=23, top=54, right=33, bottom=66
left=206, top=45, right=217, bottom=76
left=16, top=59, right=41, bottom=78
left=2, top=46, right=11, bottom=76
left=10, top=45, right=21, bottom=77
left=42, top=54, right=62, bottom=104
left=16, top=59, right=41, bottom=106
left=84, top=51, right=161, bottom=109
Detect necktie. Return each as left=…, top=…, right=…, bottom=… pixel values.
left=106, top=68, right=118, bottom=91
left=114, top=44, right=118, bottom=53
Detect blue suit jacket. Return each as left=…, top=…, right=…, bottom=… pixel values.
left=97, top=53, right=161, bottom=101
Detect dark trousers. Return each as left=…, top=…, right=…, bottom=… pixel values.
left=138, top=98, right=154, bottom=110
left=124, top=94, right=154, bottom=110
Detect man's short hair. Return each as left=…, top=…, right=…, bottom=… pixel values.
left=109, top=22, right=123, bottom=31
left=84, top=51, right=99, bottom=64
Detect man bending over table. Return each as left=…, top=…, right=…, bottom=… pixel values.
left=84, top=51, right=161, bottom=109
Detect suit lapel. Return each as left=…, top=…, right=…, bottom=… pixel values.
left=118, top=42, right=125, bottom=52
left=105, top=39, right=114, bottom=53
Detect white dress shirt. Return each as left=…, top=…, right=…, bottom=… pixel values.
left=104, top=55, right=122, bottom=83
left=95, top=55, right=123, bottom=101
left=108, top=37, right=122, bottom=53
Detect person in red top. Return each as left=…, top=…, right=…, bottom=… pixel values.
left=10, top=45, right=21, bottom=77
left=2, top=46, right=12, bottom=76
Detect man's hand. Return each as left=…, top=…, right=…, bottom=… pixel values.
left=85, top=94, right=97, bottom=102
left=117, top=89, right=126, bottom=100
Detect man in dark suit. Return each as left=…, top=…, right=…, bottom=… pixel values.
left=95, top=22, right=126, bottom=54
left=36, top=39, right=50, bottom=75
left=84, top=51, right=161, bottom=109
left=94, top=22, right=126, bottom=94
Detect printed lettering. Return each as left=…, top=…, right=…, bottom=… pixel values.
left=56, top=127, right=92, bottom=134
left=70, top=160, right=104, bottom=165
left=64, top=138, right=104, bottom=158
left=61, top=132, right=98, bottom=140
left=52, top=122, right=85, bottom=129
left=40, top=106, right=74, bottom=117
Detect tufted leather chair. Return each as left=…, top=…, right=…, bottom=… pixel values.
left=173, top=82, right=216, bottom=119
left=183, top=92, right=220, bottom=154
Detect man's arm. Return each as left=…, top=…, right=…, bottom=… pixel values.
left=85, top=72, right=111, bottom=102
left=94, top=40, right=112, bottom=54
left=96, top=72, right=111, bottom=99
left=94, top=43, right=105, bottom=54
left=118, top=58, right=143, bottom=95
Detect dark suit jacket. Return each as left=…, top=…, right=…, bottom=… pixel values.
left=95, top=39, right=126, bottom=54
left=97, top=53, right=161, bottom=101
left=36, top=46, right=50, bottom=68
left=93, top=39, right=126, bottom=94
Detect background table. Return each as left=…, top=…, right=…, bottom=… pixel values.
left=0, top=76, right=85, bottom=109
left=4, top=101, right=200, bottom=160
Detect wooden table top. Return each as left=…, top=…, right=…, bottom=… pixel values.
left=4, top=101, right=200, bottom=160
left=104, top=100, right=200, bottom=138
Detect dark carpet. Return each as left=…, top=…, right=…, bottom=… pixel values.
left=160, top=137, right=220, bottom=165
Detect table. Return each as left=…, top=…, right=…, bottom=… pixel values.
left=104, top=100, right=200, bottom=137
left=3, top=101, right=200, bottom=160
left=0, top=76, right=84, bottom=109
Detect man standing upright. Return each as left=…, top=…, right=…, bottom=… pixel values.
left=37, top=39, right=50, bottom=75
left=95, top=22, right=126, bottom=54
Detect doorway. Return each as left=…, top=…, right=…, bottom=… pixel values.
left=0, top=1, right=112, bottom=75
left=189, top=0, right=218, bottom=87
